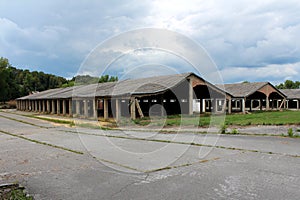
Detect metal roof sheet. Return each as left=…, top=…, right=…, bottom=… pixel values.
left=280, top=89, right=300, bottom=99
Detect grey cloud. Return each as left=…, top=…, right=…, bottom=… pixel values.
left=0, top=0, right=299, bottom=83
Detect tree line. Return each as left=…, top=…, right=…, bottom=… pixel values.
left=0, top=57, right=118, bottom=102
left=1, top=56, right=298, bottom=102
left=275, top=80, right=300, bottom=89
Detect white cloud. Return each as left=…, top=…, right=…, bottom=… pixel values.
left=0, top=0, right=300, bottom=83
left=217, top=62, right=300, bottom=84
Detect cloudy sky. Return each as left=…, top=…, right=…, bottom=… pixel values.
left=0, top=0, right=300, bottom=84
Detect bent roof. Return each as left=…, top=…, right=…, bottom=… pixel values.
left=18, top=72, right=228, bottom=100
left=280, top=89, right=300, bottom=99
left=216, top=82, right=284, bottom=98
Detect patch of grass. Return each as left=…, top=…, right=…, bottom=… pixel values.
left=76, top=122, right=113, bottom=130
left=0, top=184, right=32, bottom=200
left=5, top=188, right=32, bottom=200
left=32, top=116, right=73, bottom=125
left=126, top=110, right=300, bottom=127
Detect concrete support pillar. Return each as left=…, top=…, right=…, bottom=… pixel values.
left=210, top=99, right=214, bottom=113
left=42, top=100, right=46, bottom=113
left=188, top=78, right=193, bottom=115
left=202, top=99, right=206, bottom=113
left=228, top=99, right=232, bottom=114
left=31, top=101, right=34, bottom=111
left=115, top=99, right=121, bottom=122
left=76, top=100, right=80, bottom=116
left=266, top=96, right=270, bottom=110
left=297, top=100, right=299, bottom=110
left=62, top=100, right=67, bottom=115
left=250, top=100, right=253, bottom=111
left=130, top=97, right=136, bottom=120
left=93, top=99, right=97, bottom=119
left=215, top=99, right=218, bottom=112
left=259, top=99, right=262, bottom=110
left=27, top=101, right=30, bottom=111
left=104, top=99, right=109, bottom=120
left=51, top=100, right=56, bottom=114
left=57, top=100, right=60, bottom=115
left=33, top=101, right=36, bottom=112
left=242, top=98, right=246, bottom=114
left=283, top=98, right=286, bottom=109
left=160, top=97, right=164, bottom=116
left=69, top=99, right=73, bottom=116
left=84, top=100, right=88, bottom=118
left=47, top=100, right=51, bottom=113
left=38, top=100, right=42, bottom=113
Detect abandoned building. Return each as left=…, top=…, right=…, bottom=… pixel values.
left=16, top=73, right=232, bottom=120
left=218, top=82, right=287, bottom=113
left=16, top=72, right=296, bottom=120
left=280, top=89, right=300, bottom=110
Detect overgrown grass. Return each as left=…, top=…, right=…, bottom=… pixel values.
left=287, top=128, right=300, bottom=138
left=31, top=116, right=74, bottom=125
left=223, top=110, right=300, bottom=126
left=130, top=110, right=300, bottom=127
left=2, top=188, right=33, bottom=200
left=0, top=184, right=32, bottom=200
left=219, top=123, right=227, bottom=134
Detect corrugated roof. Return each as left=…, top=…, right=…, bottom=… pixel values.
left=280, top=89, right=300, bottom=99
left=17, top=72, right=229, bottom=100
left=216, top=82, right=269, bottom=98
left=109, top=73, right=192, bottom=96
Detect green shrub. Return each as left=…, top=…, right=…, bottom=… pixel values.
left=288, top=128, right=294, bottom=137
left=219, top=123, right=227, bottom=134
left=231, top=128, right=239, bottom=135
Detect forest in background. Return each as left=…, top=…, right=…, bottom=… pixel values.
left=0, top=56, right=299, bottom=102
left=0, top=57, right=117, bottom=102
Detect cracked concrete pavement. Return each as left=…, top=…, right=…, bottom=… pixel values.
left=0, top=110, right=300, bottom=199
